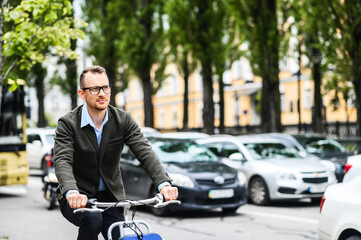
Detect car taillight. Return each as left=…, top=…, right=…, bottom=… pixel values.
left=320, top=195, right=326, bottom=213
left=345, top=163, right=352, bottom=173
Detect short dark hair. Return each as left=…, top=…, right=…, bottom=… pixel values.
left=79, top=66, right=107, bottom=88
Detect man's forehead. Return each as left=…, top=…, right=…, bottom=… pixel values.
left=84, top=72, right=108, bottom=83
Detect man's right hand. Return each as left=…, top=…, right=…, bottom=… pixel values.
left=67, top=192, right=88, bottom=209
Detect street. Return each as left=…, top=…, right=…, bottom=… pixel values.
left=0, top=175, right=320, bottom=240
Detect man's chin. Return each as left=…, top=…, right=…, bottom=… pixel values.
left=95, top=103, right=108, bottom=111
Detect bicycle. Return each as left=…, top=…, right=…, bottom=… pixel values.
left=74, top=193, right=181, bottom=240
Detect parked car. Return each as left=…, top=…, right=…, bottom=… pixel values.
left=26, top=128, right=55, bottom=170
left=293, top=134, right=350, bottom=182
left=343, top=154, right=361, bottom=183
left=262, top=133, right=347, bottom=182
left=197, top=135, right=337, bottom=205
left=140, top=127, right=161, bottom=138
left=318, top=174, right=361, bottom=240
left=120, top=137, right=247, bottom=215
left=160, top=131, right=209, bottom=140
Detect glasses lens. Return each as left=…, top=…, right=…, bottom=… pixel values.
left=90, top=87, right=100, bottom=95
left=103, top=85, right=111, bottom=94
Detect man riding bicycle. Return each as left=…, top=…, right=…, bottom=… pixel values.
left=54, top=65, right=178, bottom=240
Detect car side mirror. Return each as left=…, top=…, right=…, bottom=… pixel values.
left=229, top=153, right=246, bottom=162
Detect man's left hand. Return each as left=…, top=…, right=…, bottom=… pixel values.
left=160, top=185, right=178, bottom=201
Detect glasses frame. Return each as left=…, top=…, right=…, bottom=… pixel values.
left=82, top=84, right=112, bottom=95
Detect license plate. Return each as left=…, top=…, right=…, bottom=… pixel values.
left=208, top=189, right=234, bottom=199
left=308, top=185, right=326, bottom=193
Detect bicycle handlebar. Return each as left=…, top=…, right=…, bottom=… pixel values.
left=73, top=193, right=181, bottom=214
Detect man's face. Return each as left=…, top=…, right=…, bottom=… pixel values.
left=78, top=72, right=110, bottom=111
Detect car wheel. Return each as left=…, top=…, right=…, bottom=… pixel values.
left=222, top=207, right=239, bottom=215
left=345, top=235, right=361, bottom=240
left=249, top=177, right=270, bottom=206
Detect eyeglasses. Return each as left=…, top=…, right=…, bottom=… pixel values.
left=82, top=85, right=112, bottom=95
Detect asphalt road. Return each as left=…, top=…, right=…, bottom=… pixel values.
left=0, top=175, right=321, bottom=240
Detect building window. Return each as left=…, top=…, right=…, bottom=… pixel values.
left=304, top=80, right=312, bottom=110
left=290, top=101, right=294, bottom=113
left=172, top=108, right=177, bottom=128
left=169, top=75, right=177, bottom=95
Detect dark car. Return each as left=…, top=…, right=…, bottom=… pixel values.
left=119, top=137, right=247, bottom=215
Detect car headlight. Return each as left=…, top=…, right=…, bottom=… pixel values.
left=320, top=160, right=336, bottom=173
left=237, top=172, right=247, bottom=186
left=276, top=172, right=296, bottom=180
left=168, top=173, right=195, bottom=188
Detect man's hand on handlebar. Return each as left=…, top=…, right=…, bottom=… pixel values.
left=160, top=185, right=178, bottom=202
left=67, top=192, right=88, bottom=209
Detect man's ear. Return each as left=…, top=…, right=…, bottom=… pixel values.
left=78, top=89, right=85, bottom=100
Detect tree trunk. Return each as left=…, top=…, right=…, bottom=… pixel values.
left=197, top=1, right=215, bottom=134
left=252, top=0, right=281, bottom=133
left=218, top=74, right=225, bottom=133
left=33, top=63, right=47, bottom=127
left=182, top=56, right=189, bottom=131
left=65, top=41, right=78, bottom=110
left=142, top=74, right=154, bottom=128
left=312, top=60, right=323, bottom=133
left=202, top=61, right=215, bottom=134
left=105, top=66, right=117, bottom=107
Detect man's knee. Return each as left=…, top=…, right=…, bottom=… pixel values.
left=79, top=212, right=102, bottom=234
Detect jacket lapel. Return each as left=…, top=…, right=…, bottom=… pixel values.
left=99, top=109, right=114, bottom=164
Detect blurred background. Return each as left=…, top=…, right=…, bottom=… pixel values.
left=2, top=0, right=361, bottom=146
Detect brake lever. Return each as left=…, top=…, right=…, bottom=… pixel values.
left=73, top=208, right=104, bottom=213
left=154, top=200, right=181, bottom=208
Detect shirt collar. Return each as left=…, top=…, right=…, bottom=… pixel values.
left=81, top=103, right=108, bottom=129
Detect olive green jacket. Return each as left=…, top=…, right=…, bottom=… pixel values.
left=53, top=105, right=171, bottom=200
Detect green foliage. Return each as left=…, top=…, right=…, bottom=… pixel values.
left=1, top=0, right=86, bottom=85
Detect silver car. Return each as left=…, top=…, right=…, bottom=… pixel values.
left=197, top=135, right=337, bottom=205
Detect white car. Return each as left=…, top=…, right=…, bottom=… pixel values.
left=318, top=170, right=361, bottom=240
left=343, top=154, right=361, bottom=183
left=26, top=128, right=55, bottom=170
left=197, top=135, right=337, bottom=205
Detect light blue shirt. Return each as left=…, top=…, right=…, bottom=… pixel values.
left=80, top=103, right=108, bottom=191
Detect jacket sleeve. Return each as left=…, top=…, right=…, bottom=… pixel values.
left=123, top=114, right=172, bottom=189
left=53, top=116, right=78, bottom=196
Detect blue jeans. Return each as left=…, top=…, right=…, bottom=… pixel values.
left=59, top=190, right=124, bottom=240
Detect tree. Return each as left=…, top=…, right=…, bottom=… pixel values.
left=320, top=0, right=361, bottom=135
left=0, top=0, right=84, bottom=108
left=82, top=0, right=123, bottom=107
left=229, top=0, right=283, bottom=133
left=116, top=0, right=168, bottom=128
left=290, top=0, right=327, bottom=133
left=212, top=8, right=242, bottom=133
left=178, top=0, right=234, bottom=134
left=165, top=0, right=197, bottom=130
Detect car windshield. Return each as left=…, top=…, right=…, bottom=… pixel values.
left=301, top=139, right=346, bottom=153
left=45, top=134, right=55, bottom=145
left=151, top=140, right=218, bottom=163
left=244, top=142, right=302, bottom=160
